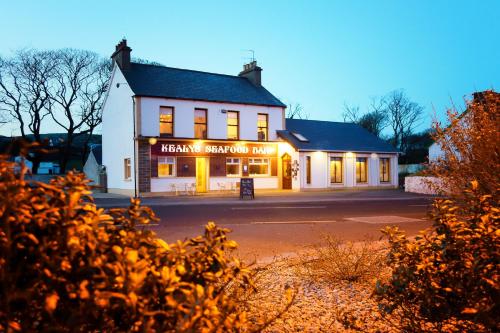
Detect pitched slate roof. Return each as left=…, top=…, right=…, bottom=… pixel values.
left=278, top=119, right=399, bottom=153
left=121, top=63, right=286, bottom=107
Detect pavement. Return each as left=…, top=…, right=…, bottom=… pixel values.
left=93, top=188, right=435, bottom=207
left=93, top=189, right=436, bottom=263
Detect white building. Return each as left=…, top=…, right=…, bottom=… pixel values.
left=102, top=40, right=399, bottom=196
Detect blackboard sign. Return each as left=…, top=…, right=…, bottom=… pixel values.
left=239, top=178, right=255, bottom=199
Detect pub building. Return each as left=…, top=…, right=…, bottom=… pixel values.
left=102, top=40, right=399, bottom=196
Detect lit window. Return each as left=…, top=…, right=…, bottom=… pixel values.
left=124, top=158, right=131, bottom=180
left=257, top=113, right=268, bottom=141
left=194, top=108, right=207, bottom=139
left=380, top=158, right=390, bottom=182
left=306, top=156, right=311, bottom=184
left=330, top=157, right=343, bottom=183
left=249, top=158, right=269, bottom=175
left=356, top=157, right=368, bottom=183
left=226, top=158, right=240, bottom=176
left=158, top=157, right=175, bottom=177
left=227, top=111, right=239, bottom=140
left=160, top=107, right=174, bottom=137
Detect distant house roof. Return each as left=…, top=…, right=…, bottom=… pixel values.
left=121, top=63, right=286, bottom=107
left=278, top=119, right=399, bottom=153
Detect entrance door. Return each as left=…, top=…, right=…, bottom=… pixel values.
left=281, top=153, right=292, bottom=190
left=196, top=157, right=208, bottom=193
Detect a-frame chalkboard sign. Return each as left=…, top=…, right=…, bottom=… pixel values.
left=239, top=178, right=255, bottom=199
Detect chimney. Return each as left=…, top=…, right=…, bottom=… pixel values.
left=238, top=61, right=262, bottom=86
left=111, top=39, right=132, bottom=70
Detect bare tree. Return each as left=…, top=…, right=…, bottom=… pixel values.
left=384, top=90, right=423, bottom=153
left=0, top=50, right=56, bottom=171
left=342, top=103, right=361, bottom=123
left=46, top=49, right=110, bottom=173
left=343, top=100, right=388, bottom=138
left=287, top=103, right=309, bottom=119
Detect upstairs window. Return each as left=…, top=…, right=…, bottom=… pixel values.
left=257, top=113, right=268, bottom=141
left=194, top=108, right=207, bottom=139
left=356, top=157, right=368, bottom=183
left=380, top=158, right=391, bottom=182
left=227, top=111, right=239, bottom=140
left=160, top=106, right=174, bottom=137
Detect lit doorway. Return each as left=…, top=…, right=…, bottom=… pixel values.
left=196, top=157, right=208, bottom=193
left=281, top=153, right=292, bottom=190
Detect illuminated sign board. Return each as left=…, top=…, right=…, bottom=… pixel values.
left=151, top=140, right=277, bottom=157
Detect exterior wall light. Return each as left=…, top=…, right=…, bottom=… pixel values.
left=346, top=152, right=354, bottom=158
left=148, top=137, right=158, bottom=145
left=371, top=153, right=378, bottom=159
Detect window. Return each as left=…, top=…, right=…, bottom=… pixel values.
left=380, top=158, right=391, bottom=182
left=226, top=158, right=240, bottom=176
left=158, top=156, right=175, bottom=177
left=306, top=156, right=311, bottom=184
left=194, top=108, right=207, bottom=139
left=330, top=157, right=343, bottom=183
left=124, top=158, right=131, bottom=180
left=249, top=158, right=269, bottom=175
left=291, top=132, right=308, bottom=142
left=356, top=157, right=368, bottom=183
left=227, top=111, right=239, bottom=140
left=257, top=113, right=268, bottom=141
left=160, top=106, right=174, bottom=137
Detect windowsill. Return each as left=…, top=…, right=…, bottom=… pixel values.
left=124, top=178, right=132, bottom=182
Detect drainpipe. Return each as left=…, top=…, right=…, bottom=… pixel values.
left=132, top=96, right=137, bottom=198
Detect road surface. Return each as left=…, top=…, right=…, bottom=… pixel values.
left=95, top=190, right=434, bottom=262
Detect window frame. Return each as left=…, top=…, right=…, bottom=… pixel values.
left=194, top=108, right=208, bottom=139
left=379, top=157, right=391, bottom=183
left=355, top=157, right=368, bottom=184
left=227, top=111, right=239, bottom=140
left=124, top=158, right=131, bottom=180
left=306, top=156, right=312, bottom=184
left=248, top=157, right=270, bottom=176
left=226, top=157, right=241, bottom=177
left=257, top=113, right=268, bottom=141
left=330, top=156, right=343, bottom=184
left=159, top=106, right=174, bottom=137
left=158, top=156, right=176, bottom=177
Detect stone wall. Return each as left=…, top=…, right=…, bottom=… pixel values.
left=137, top=140, right=151, bottom=193
left=405, top=176, right=442, bottom=195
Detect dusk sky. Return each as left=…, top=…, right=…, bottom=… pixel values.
left=1, top=0, right=499, bottom=136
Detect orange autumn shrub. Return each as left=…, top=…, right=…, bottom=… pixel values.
left=0, top=156, right=257, bottom=332
left=375, top=182, right=499, bottom=332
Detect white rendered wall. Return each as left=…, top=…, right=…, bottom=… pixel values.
left=297, top=152, right=398, bottom=189
left=428, top=142, right=444, bottom=162
left=138, top=97, right=285, bottom=141
left=101, top=66, right=135, bottom=194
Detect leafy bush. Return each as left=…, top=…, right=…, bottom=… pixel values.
left=375, top=182, right=499, bottom=332
left=299, top=236, right=386, bottom=283
left=0, top=156, right=258, bottom=332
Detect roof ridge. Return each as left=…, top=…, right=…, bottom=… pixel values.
left=287, top=118, right=356, bottom=125
left=131, top=62, right=247, bottom=80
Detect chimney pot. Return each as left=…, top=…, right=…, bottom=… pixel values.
left=239, top=60, right=262, bottom=86
left=111, top=39, right=132, bottom=70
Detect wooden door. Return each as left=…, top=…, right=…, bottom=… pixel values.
left=281, top=153, right=292, bottom=189
left=196, top=157, right=207, bottom=193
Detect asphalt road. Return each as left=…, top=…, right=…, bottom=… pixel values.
left=97, top=192, right=434, bottom=262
